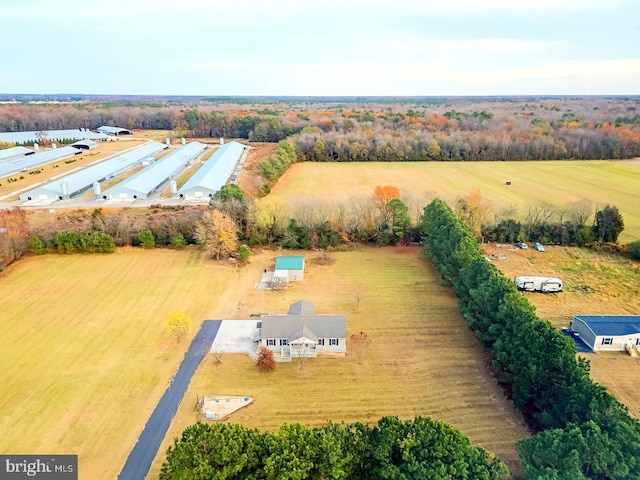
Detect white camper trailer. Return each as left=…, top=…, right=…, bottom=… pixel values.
left=514, top=276, right=563, bottom=293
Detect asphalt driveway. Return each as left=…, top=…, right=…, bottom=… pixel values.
left=118, top=319, right=222, bottom=480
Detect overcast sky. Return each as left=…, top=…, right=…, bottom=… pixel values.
left=1, top=0, right=638, bottom=96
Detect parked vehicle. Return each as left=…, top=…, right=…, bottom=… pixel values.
left=516, top=242, right=528, bottom=249
left=534, top=242, right=545, bottom=251
left=514, top=276, right=563, bottom=292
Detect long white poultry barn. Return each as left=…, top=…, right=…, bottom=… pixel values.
left=0, top=146, right=34, bottom=162
left=177, top=141, right=245, bottom=199
left=20, top=142, right=167, bottom=201
left=1, top=146, right=81, bottom=179
left=0, top=129, right=108, bottom=144
left=101, top=141, right=207, bottom=200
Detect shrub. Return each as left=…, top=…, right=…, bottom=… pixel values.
left=238, top=244, right=250, bottom=261
left=628, top=240, right=640, bottom=260
left=255, top=346, right=275, bottom=372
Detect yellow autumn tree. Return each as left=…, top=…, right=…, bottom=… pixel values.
left=164, top=311, right=192, bottom=342
left=195, top=210, right=239, bottom=260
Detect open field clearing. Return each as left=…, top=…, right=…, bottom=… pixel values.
left=150, top=246, right=530, bottom=477
left=0, top=247, right=235, bottom=479
left=269, top=160, right=640, bottom=243
left=481, top=243, right=640, bottom=419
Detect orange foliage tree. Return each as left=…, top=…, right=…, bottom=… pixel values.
left=0, top=207, right=30, bottom=268
left=255, top=347, right=276, bottom=372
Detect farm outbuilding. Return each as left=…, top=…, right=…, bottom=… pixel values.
left=0, top=146, right=34, bottom=162
left=20, top=141, right=166, bottom=201
left=71, top=139, right=98, bottom=150
left=177, top=141, right=245, bottom=199
left=274, top=256, right=305, bottom=282
left=1, top=146, right=80, bottom=180
left=97, top=126, right=132, bottom=136
left=0, top=129, right=107, bottom=144
left=259, top=300, right=347, bottom=361
left=102, top=141, right=206, bottom=200
left=572, top=315, right=640, bottom=352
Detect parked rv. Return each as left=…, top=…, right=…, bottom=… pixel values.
left=514, top=276, right=563, bottom=292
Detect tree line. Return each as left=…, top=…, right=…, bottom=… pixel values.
left=2, top=98, right=639, bottom=161
left=420, top=198, right=640, bottom=478
left=161, top=416, right=508, bottom=479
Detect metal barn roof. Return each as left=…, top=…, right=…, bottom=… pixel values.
left=20, top=141, right=166, bottom=201
left=1, top=146, right=80, bottom=179
left=0, top=146, right=34, bottom=162
left=177, top=141, right=245, bottom=198
left=71, top=139, right=98, bottom=149
left=103, top=142, right=206, bottom=200
left=573, top=315, right=640, bottom=337
left=275, top=256, right=305, bottom=270
left=97, top=126, right=132, bottom=135
left=0, top=129, right=108, bottom=144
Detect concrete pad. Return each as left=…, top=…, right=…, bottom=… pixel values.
left=199, top=395, right=253, bottom=420
left=211, top=320, right=259, bottom=356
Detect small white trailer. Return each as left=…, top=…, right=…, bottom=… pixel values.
left=514, top=276, right=563, bottom=293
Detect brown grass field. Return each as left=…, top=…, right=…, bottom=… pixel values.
left=481, top=243, right=640, bottom=419
left=0, top=246, right=530, bottom=479
left=267, top=160, right=640, bottom=243
left=148, top=246, right=530, bottom=477
left=0, top=247, right=233, bottom=478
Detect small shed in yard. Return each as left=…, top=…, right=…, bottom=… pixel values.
left=274, top=255, right=305, bottom=282
left=271, top=269, right=290, bottom=289
left=572, top=315, right=640, bottom=352
left=259, top=300, right=346, bottom=361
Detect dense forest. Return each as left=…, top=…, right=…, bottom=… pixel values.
left=161, top=417, right=508, bottom=479
left=1, top=96, right=640, bottom=160
left=420, top=199, right=640, bottom=479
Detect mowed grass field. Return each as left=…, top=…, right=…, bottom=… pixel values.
left=0, top=247, right=236, bottom=479
left=149, top=246, right=530, bottom=478
left=481, top=243, right=640, bottom=419
left=269, top=160, right=640, bottom=243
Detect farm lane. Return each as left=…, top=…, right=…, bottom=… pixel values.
left=118, top=320, right=222, bottom=480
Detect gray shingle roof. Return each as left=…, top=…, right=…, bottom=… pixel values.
left=288, top=300, right=316, bottom=316
left=261, top=315, right=347, bottom=340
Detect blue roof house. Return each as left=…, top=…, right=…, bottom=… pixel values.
left=572, top=315, right=640, bottom=352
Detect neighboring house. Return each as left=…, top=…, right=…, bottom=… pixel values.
left=259, top=300, right=347, bottom=361
left=274, top=256, right=305, bottom=282
left=572, top=315, right=640, bottom=352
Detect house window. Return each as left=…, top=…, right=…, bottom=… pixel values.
left=330, top=338, right=338, bottom=346
left=267, top=339, right=275, bottom=346
left=317, top=338, right=325, bottom=346
left=280, top=339, right=288, bottom=346
left=601, top=337, right=613, bottom=345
